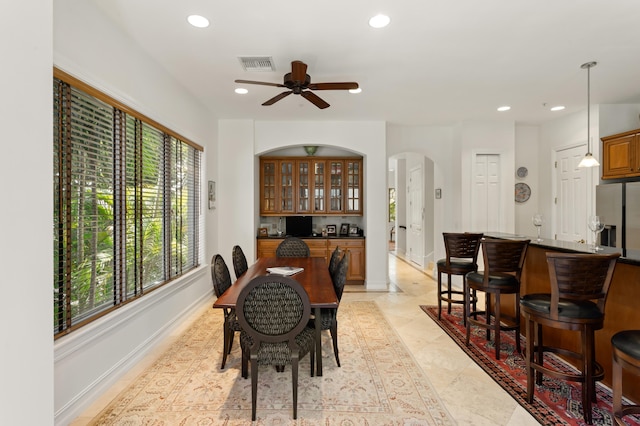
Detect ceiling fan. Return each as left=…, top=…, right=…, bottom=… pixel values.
left=235, top=60, right=359, bottom=109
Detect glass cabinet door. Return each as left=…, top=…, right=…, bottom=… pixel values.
left=312, top=160, right=326, bottom=213
left=260, top=159, right=277, bottom=214
left=329, top=160, right=343, bottom=213
left=346, top=159, right=362, bottom=213
left=279, top=160, right=295, bottom=213
left=297, top=160, right=310, bottom=213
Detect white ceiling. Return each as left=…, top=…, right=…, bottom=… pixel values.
left=90, top=0, right=640, bottom=127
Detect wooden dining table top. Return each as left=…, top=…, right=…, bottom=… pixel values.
left=213, top=257, right=338, bottom=309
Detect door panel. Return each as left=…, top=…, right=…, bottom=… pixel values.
left=556, top=145, right=587, bottom=242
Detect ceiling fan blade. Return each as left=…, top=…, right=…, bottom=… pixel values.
left=262, top=91, right=293, bottom=106
left=301, top=91, right=330, bottom=109
left=235, top=79, right=286, bottom=88
left=307, top=82, right=359, bottom=91
left=291, top=61, right=308, bottom=83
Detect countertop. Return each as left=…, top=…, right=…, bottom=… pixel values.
left=484, top=232, right=639, bottom=265
left=257, top=235, right=365, bottom=239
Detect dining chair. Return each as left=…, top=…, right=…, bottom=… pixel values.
left=232, top=245, right=248, bottom=279
left=237, top=275, right=316, bottom=421
left=311, top=251, right=348, bottom=367
left=211, top=254, right=242, bottom=369
left=276, top=237, right=310, bottom=257
left=465, top=238, right=529, bottom=360
left=328, top=245, right=342, bottom=276
left=520, top=252, right=619, bottom=424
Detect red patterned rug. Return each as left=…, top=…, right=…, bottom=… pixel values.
left=421, top=305, right=640, bottom=426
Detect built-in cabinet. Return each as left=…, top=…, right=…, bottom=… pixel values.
left=601, top=128, right=640, bottom=179
left=260, top=156, right=363, bottom=216
left=256, top=237, right=365, bottom=284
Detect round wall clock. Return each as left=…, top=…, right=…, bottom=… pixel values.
left=516, top=166, right=528, bottom=178
left=515, top=182, right=531, bottom=203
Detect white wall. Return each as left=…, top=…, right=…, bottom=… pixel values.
left=53, top=1, right=216, bottom=424
left=515, top=125, right=540, bottom=237
left=460, top=120, right=516, bottom=234
left=217, top=120, right=389, bottom=290
left=0, top=1, right=53, bottom=425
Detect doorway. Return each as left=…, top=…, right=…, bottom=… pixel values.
left=554, top=144, right=589, bottom=242
left=471, top=154, right=501, bottom=232
left=408, top=165, right=424, bottom=266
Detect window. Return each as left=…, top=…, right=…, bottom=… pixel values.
left=53, top=69, right=203, bottom=338
left=389, top=188, right=396, bottom=222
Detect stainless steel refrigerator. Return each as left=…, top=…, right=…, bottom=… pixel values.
left=625, top=182, right=640, bottom=259
left=595, top=183, right=623, bottom=251
left=596, top=182, right=640, bottom=259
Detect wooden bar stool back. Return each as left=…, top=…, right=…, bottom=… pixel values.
left=436, top=232, right=483, bottom=323
left=520, top=252, right=619, bottom=425
left=465, top=238, right=529, bottom=360
left=611, top=330, right=640, bottom=425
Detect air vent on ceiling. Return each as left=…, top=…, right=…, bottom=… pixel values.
left=238, top=56, right=276, bottom=72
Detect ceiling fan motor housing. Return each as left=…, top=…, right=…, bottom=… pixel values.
left=284, top=72, right=311, bottom=92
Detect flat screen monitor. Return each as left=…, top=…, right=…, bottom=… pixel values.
left=286, top=216, right=312, bottom=237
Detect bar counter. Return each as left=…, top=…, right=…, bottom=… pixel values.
left=485, top=233, right=639, bottom=404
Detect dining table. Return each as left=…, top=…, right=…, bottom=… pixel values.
left=213, top=256, right=339, bottom=376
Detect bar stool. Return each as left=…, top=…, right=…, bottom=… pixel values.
left=520, top=252, right=619, bottom=425
left=465, top=238, right=529, bottom=360
left=611, top=330, right=640, bottom=425
left=436, top=232, right=483, bottom=324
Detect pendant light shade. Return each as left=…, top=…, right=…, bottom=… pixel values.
left=578, top=61, right=600, bottom=168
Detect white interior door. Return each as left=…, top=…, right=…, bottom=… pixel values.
left=408, top=165, right=424, bottom=266
left=472, top=154, right=501, bottom=232
left=555, top=145, right=588, bottom=242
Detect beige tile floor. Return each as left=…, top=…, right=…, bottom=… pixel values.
left=71, top=253, right=541, bottom=425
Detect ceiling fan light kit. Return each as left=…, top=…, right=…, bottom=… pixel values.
left=235, top=60, right=359, bottom=109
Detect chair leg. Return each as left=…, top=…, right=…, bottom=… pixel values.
left=241, top=347, right=248, bottom=379
left=292, top=353, right=299, bottom=420
left=250, top=355, right=258, bottom=421
left=612, top=351, right=623, bottom=421
left=447, top=274, right=453, bottom=314
left=221, top=322, right=230, bottom=369
left=524, top=314, right=535, bottom=403
left=464, top=279, right=471, bottom=346
left=582, top=326, right=594, bottom=424
left=494, top=292, right=501, bottom=360
left=485, top=292, right=491, bottom=343
left=437, top=271, right=443, bottom=320
left=330, top=320, right=340, bottom=367
left=535, top=323, right=543, bottom=385
left=514, top=292, right=521, bottom=355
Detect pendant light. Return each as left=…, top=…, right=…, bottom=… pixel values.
left=578, top=61, right=600, bottom=168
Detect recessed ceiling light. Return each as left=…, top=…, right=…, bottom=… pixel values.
left=550, top=105, right=565, bottom=111
left=235, top=88, right=248, bottom=95
left=187, top=15, right=209, bottom=28
left=349, top=88, right=362, bottom=94
left=497, top=106, right=511, bottom=112
left=369, top=14, right=390, bottom=28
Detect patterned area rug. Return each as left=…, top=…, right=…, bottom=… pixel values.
left=88, top=301, right=454, bottom=425
left=421, top=305, right=640, bottom=426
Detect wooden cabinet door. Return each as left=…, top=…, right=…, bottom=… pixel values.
left=302, top=239, right=328, bottom=260
left=327, top=239, right=365, bottom=283
left=279, top=160, right=296, bottom=213
left=297, top=160, right=311, bottom=213
left=260, top=159, right=278, bottom=214
left=257, top=239, right=280, bottom=258
left=602, top=133, right=638, bottom=179
left=311, top=160, right=327, bottom=213
left=328, top=160, right=344, bottom=213
left=345, top=159, right=363, bottom=214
